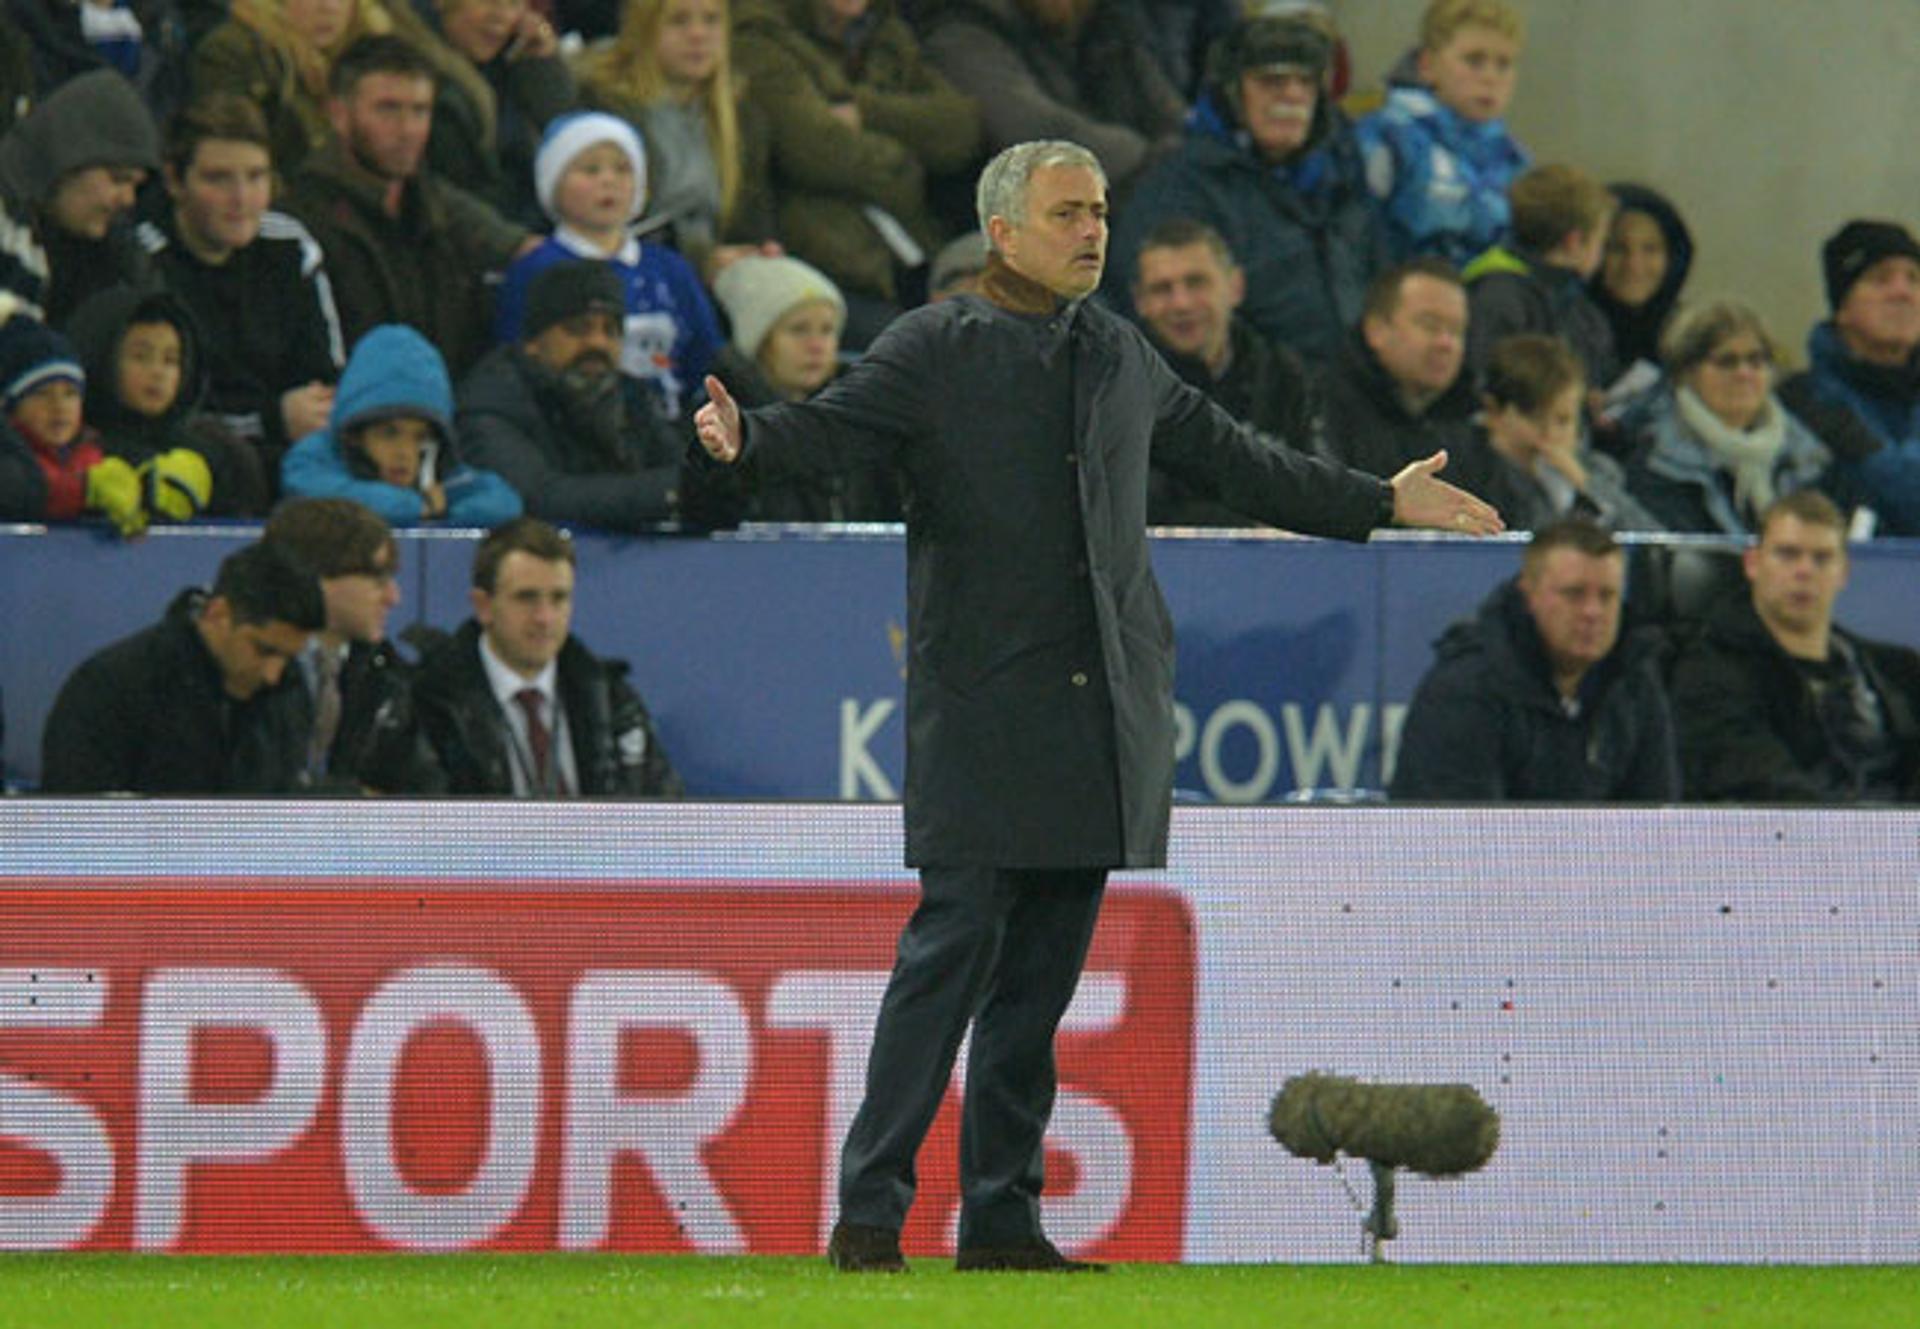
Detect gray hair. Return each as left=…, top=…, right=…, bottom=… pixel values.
left=975, top=140, right=1107, bottom=248
left=1661, top=298, right=1778, bottom=376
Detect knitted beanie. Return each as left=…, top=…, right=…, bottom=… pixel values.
left=713, top=256, right=847, bottom=360
left=1823, top=220, right=1920, bottom=313
left=0, top=316, right=85, bottom=413
left=533, top=112, right=648, bottom=225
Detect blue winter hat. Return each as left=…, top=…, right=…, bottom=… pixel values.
left=0, top=316, right=85, bottom=414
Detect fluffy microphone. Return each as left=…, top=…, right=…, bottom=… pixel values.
left=1269, top=1072, right=1500, bottom=1252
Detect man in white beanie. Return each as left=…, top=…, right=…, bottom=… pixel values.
left=493, top=109, right=724, bottom=423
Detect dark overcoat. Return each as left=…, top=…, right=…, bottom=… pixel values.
left=740, top=260, right=1392, bottom=868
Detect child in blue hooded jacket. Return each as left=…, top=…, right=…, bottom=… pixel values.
left=281, top=325, right=522, bottom=527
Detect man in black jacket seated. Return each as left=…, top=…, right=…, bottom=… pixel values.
left=40, top=539, right=323, bottom=793
left=1128, top=216, right=1318, bottom=525
left=411, top=516, right=682, bottom=797
left=1669, top=490, right=1920, bottom=801
left=261, top=497, right=443, bottom=794
left=1392, top=516, right=1679, bottom=801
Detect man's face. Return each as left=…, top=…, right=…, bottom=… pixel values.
left=1237, top=67, right=1317, bottom=162
left=1363, top=274, right=1467, bottom=398
left=46, top=165, right=145, bottom=240
left=1134, top=241, right=1242, bottom=366
left=323, top=542, right=401, bottom=644
left=1744, top=513, right=1847, bottom=641
left=526, top=310, right=622, bottom=380
left=1520, top=547, right=1624, bottom=680
left=1836, top=256, right=1920, bottom=362
left=990, top=163, right=1107, bottom=299
left=168, top=137, right=272, bottom=259
left=473, top=551, right=574, bottom=677
left=1417, top=24, right=1519, bottom=123
left=331, top=72, right=434, bottom=182
left=199, top=598, right=313, bottom=700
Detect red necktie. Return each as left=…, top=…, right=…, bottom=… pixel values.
left=514, top=687, right=552, bottom=792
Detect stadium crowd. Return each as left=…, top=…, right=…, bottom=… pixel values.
left=4, top=0, right=1920, bottom=803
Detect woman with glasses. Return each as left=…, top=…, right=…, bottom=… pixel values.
left=1625, top=299, right=1854, bottom=535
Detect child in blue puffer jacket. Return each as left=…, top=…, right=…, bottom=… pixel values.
left=1356, top=0, right=1530, bottom=267
left=281, top=325, right=521, bottom=527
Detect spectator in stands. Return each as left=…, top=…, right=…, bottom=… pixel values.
left=1778, top=220, right=1920, bottom=536
left=142, top=93, right=344, bottom=492
left=0, top=312, right=158, bottom=535
left=1315, top=257, right=1474, bottom=482
left=6, top=0, right=189, bottom=121
left=1356, top=0, right=1528, bottom=267
left=1625, top=300, right=1856, bottom=537
left=713, top=251, right=898, bottom=521
left=0, top=68, right=159, bottom=327
left=1104, top=11, right=1384, bottom=365
left=282, top=322, right=523, bottom=525
left=575, top=0, right=780, bottom=280
left=919, top=0, right=1184, bottom=198
left=261, top=496, right=444, bottom=792
left=38, top=538, right=323, bottom=793
left=67, top=284, right=266, bottom=515
left=192, top=0, right=360, bottom=174
left=462, top=259, right=723, bottom=531
left=424, top=0, right=578, bottom=227
left=927, top=229, right=987, bottom=301
left=1475, top=333, right=1659, bottom=532
left=413, top=515, right=684, bottom=795
left=1462, top=163, right=1617, bottom=393
left=1588, top=183, right=1693, bottom=381
left=1670, top=490, right=1920, bottom=802
left=1391, top=516, right=1678, bottom=801
left=283, top=34, right=532, bottom=378
left=494, top=111, right=721, bottom=421
left=732, top=0, right=979, bottom=321
left=0, top=20, right=31, bottom=135
left=1129, top=216, right=1315, bottom=525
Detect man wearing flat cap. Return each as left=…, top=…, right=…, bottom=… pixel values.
left=1103, top=10, right=1386, bottom=366
left=1780, top=219, right=1920, bottom=535
left=457, top=259, right=734, bottom=532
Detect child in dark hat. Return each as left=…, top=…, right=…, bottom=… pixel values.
left=0, top=314, right=146, bottom=534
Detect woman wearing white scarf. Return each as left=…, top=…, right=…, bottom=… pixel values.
left=1625, top=299, right=1838, bottom=535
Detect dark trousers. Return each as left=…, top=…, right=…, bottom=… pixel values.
left=836, top=864, right=1108, bottom=1248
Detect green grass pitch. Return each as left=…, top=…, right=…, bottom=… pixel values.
left=0, top=1257, right=1913, bottom=1328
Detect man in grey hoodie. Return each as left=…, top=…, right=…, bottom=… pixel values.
left=0, top=68, right=159, bottom=327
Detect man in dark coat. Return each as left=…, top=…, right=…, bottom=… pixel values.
left=1391, top=516, right=1678, bottom=801
left=695, top=139, right=1499, bottom=1274
left=1317, top=257, right=1485, bottom=484
left=39, top=539, right=323, bottom=793
left=412, top=516, right=682, bottom=798
left=261, top=497, right=443, bottom=795
left=457, top=260, right=712, bottom=533
left=1669, top=490, right=1920, bottom=801
left=1128, top=215, right=1317, bottom=524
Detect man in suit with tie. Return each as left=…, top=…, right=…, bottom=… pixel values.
left=411, top=515, right=681, bottom=797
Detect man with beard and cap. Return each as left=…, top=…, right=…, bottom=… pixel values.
left=458, top=259, right=731, bottom=532
left=1102, top=9, right=1387, bottom=365
left=1778, top=219, right=1920, bottom=536
left=693, top=138, right=1501, bottom=1275
left=282, top=34, right=531, bottom=378
left=0, top=67, right=160, bottom=327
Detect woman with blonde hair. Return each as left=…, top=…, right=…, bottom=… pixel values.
left=575, top=0, right=776, bottom=277
left=193, top=0, right=493, bottom=177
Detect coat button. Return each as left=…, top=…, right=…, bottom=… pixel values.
left=1070, top=671, right=1089, bottom=687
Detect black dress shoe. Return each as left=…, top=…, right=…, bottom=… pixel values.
left=827, top=1220, right=908, bottom=1272
left=954, top=1237, right=1107, bottom=1272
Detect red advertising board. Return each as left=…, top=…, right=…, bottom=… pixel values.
left=0, top=882, right=1194, bottom=1257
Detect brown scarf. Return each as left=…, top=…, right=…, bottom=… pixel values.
left=979, top=251, right=1070, bottom=316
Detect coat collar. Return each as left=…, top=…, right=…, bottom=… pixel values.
left=979, top=251, right=1072, bottom=317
